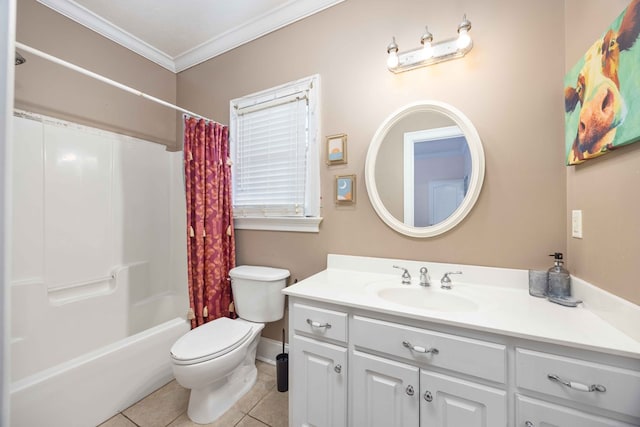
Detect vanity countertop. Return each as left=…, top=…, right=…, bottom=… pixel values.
left=283, top=255, right=640, bottom=359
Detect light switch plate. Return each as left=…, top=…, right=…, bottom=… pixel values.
left=572, top=210, right=583, bottom=238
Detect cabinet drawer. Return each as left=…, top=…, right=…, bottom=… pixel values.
left=352, top=316, right=506, bottom=383
left=516, top=394, right=637, bottom=427
left=515, top=348, right=640, bottom=418
left=292, top=302, right=347, bottom=343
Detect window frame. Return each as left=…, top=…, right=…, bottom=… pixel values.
left=229, top=75, right=322, bottom=233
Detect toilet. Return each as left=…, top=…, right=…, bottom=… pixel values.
left=170, top=265, right=289, bottom=424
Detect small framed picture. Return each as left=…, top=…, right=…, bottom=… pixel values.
left=326, top=134, right=348, bottom=165
left=335, top=174, right=356, bottom=204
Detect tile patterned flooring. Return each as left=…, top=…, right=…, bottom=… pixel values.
left=98, top=361, right=288, bottom=427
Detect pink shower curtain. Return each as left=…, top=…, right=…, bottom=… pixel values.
left=183, top=116, right=235, bottom=329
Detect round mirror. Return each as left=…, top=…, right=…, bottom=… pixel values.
left=365, top=101, right=485, bottom=237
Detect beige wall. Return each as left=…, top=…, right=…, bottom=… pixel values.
left=14, top=0, right=178, bottom=148
left=178, top=0, right=568, bottom=339
left=564, top=0, right=640, bottom=305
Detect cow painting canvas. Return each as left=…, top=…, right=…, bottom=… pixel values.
left=564, top=0, right=640, bottom=165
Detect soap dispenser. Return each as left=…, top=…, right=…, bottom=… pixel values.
left=547, top=252, right=570, bottom=297
left=547, top=252, right=581, bottom=307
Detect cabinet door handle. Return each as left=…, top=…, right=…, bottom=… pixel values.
left=402, top=341, right=439, bottom=355
left=524, top=422, right=534, bottom=427
left=405, top=385, right=414, bottom=396
left=423, top=390, right=433, bottom=402
left=306, top=318, right=332, bottom=329
left=547, top=374, right=606, bottom=392
left=334, top=364, right=342, bottom=374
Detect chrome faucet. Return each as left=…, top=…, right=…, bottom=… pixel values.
left=440, top=271, right=462, bottom=289
left=393, top=265, right=411, bottom=284
left=419, top=267, right=431, bottom=287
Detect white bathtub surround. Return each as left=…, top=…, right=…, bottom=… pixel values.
left=10, top=113, right=189, bottom=426
left=284, top=254, right=640, bottom=426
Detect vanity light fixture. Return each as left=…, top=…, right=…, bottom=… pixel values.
left=386, top=14, right=473, bottom=73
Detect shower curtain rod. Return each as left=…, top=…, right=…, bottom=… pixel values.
left=15, top=42, right=219, bottom=125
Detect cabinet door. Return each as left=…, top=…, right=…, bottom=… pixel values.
left=516, top=394, right=638, bottom=427
left=420, top=370, right=507, bottom=427
left=291, top=335, right=347, bottom=427
left=351, top=350, right=420, bottom=427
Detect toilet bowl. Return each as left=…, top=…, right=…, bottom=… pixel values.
left=170, top=265, right=289, bottom=424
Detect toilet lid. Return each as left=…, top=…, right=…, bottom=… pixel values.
left=170, top=317, right=253, bottom=365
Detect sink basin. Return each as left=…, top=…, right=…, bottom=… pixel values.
left=376, top=287, right=478, bottom=312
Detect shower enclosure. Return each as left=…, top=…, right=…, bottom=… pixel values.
left=9, top=112, right=190, bottom=426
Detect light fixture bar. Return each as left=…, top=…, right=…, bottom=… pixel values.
left=386, top=14, right=473, bottom=73
left=389, top=36, right=473, bottom=73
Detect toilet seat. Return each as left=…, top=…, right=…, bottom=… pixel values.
left=170, top=317, right=253, bottom=365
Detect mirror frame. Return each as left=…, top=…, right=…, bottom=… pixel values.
left=365, top=100, right=485, bottom=238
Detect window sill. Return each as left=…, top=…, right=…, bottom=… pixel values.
left=233, top=216, right=323, bottom=233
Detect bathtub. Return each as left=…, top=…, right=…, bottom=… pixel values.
left=10, top=265, right=190, bottom=427
left=10, top=315, right=189, bottom=427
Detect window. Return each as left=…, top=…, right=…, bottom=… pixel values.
left=230, top=75, right=321, bottom=232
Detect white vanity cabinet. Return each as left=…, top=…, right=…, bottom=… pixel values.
left=290, top=302, right=348, bottom=427
left=351, top=350, right=419, bottom=426
left=287, top=296, right=640, bottom=427
left=350, top=348, right=507, bottom=427
left=351, top=315, right=507, bottom=427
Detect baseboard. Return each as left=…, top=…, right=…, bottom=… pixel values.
left=256, top=336, right=289, bottom=365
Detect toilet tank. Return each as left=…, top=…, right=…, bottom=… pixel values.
left=229, top=265, right=289, bottom=322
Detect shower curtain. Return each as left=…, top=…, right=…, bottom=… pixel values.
left=183, top=116, right=235, bottom=328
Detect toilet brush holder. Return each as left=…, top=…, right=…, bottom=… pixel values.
left=276, top=328, right=288, bottom=392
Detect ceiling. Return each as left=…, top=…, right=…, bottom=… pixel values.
left=37, top=0, right=344, bottom=73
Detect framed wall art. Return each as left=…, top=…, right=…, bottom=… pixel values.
left=335, top=174, right=356, bottom=204
left=564, top=0, right=640, bottom=165
left=326, top=134, right=348, bottom=165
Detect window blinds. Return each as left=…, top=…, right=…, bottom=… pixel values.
left=233, top=96, right=308, bottom=217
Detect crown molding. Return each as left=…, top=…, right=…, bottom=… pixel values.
left=37, top=0, right=177, bottom=72
left=174, top=0, right=345, bottom=72
left=37, top=0, right=345, bottom=74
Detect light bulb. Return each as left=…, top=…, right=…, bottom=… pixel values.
left=387, top=51, right=399, bottom=68
left=457, top=28, right=471, bottom=49
left=420, top=26, right=434, bottom=60
left=386, top=37, right=399, bottom=69
left=422, top=41, right=434, bottom=59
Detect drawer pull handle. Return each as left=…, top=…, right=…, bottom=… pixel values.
left=406, top=385, right=414, bottom=396
left=306, top=319, right=332, bottom=329
left=334, top=364, right=342, bottom=374
left=402, top=340, right=439, bottom=355
left=547, top=374, right=606, bottom=393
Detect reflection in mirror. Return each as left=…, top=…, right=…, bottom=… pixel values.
left=405, top=126, right=471, bottom=226
left=366, top=101, right=484, bottom=238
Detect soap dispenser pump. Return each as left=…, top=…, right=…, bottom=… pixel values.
left=547, top=252, right=570, bottom=298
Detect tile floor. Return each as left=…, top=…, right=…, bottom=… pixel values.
left=98, top=361, right=288, bottom=427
